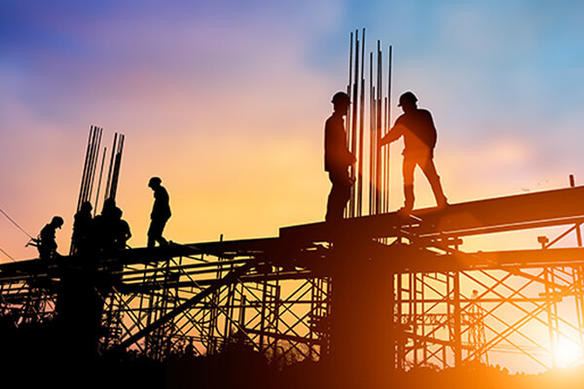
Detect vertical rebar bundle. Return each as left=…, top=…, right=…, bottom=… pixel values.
left=71, top=127, right=125, bottom=254
left=76, top=125, right=103, bottom=212
left=346, top=31, right=393, bottom=216
left=104, top=133, right=125, bottom=202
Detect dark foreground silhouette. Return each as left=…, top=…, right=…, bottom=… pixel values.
left=2, top=315, right=583, bottom=389
left=148, top=176, right=171, bottom=248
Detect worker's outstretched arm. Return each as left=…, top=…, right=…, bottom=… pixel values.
left=380, top=124, right=405, bottom=146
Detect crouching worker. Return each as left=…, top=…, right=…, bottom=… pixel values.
left=38, top=216, right=64, bottom=260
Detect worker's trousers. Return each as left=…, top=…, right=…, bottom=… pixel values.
left=326, top=168, right=353, bottom=221
left=402, top=153, right=447, bottom=211
left=148, top=217, right=169, bottom=247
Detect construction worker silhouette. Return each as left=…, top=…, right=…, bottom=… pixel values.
left=71, top=201, right=93, bottom=255
left=380, top=92, right=448, bottom=214
left=324, top=91, right=356, bottom=221
left=148, top=177, right=171, bottom=247
left=93, top=198, right=118, bottom=253
left=38, top=216, right=64, bottom=260
left=112, top=207, right=131, bottom=250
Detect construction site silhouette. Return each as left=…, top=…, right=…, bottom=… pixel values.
left=3, top=30, right=584, bottom=389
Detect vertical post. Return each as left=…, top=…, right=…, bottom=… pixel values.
left=545, top=267, right=557, bottom=368
left=570, top=175, right=583, bottom=247
left=357, top=28, right=366, bottom=217
left=411, top=272, right=418, bottom=366
left=386, top=45, right=392, bottom=212
left=87, top=127, right=102, bottom=203
left=77, top=126, right=94, bottom=211
left=453, top=272, right=462, bottom=366
left=396, top=271, right=403, bottom=369
left=575, top=266, right=584, bottom=348
left=368, top=51, right=374, bottom=215
left=104, top=133, right=118, bottom=201
left=375, top=41, right=382, bottom=214
left=94, top=147, right=107, bottom=216
left=349, top=31, right=360, bottom=218
left=388, top=268, right=396, bottom=371
left=346, top=32, right=353, bottom=217
left=259, top=267, right=268, bottom=350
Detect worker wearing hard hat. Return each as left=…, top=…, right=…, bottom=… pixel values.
left=380, top=91, right=448, bottom=214
left=324, top=91, right=356, bottom=221
left=38, top=216, right=64, bottom=260
left=147, top=177, right=171, bottom=247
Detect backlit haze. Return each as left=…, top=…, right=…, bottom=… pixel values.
left=2, top=0, right=584, bottom=262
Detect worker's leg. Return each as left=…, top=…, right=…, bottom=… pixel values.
left=402, top=156, right=416, bottom=213
left=156, top=219, right=169, bottom=246
left=420, top=156, right=448, bottom=207
left=147, top=221, right=159, bottom=248
left=326, top=170, right=352, bottom=221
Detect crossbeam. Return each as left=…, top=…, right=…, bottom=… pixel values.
left=280, top=186, right=584, bottom=242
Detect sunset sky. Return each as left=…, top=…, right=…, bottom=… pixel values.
left=2, top=0, right=584, bottom=261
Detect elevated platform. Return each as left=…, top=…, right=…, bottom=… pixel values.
left=2, top=186, right=584, bottom=280
left=280, top=185, right=584, bottom=242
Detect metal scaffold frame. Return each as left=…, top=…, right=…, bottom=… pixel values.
left=2, top=185, right=584, bottom=373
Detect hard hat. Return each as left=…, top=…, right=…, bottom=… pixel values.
left=51, top=216, right=64, bottom=228
left=331, top=91, right=351, bottom=105
left=148, top=177, right=162, bottom=187
left=398, top=91, right=418, bottom=106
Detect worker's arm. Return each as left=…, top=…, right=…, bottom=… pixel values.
left=380, top=124, right=405, bottom=146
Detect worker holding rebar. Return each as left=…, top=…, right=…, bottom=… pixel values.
left=38, top=216, right=64, bottom=260
left=147, top=177, right=171, bottom=247
left=324, top=91, right=356, bottom=221
left=380, top=91, right=448, bottom=214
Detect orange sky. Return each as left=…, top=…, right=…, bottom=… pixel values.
left=3, top=2, right=584, bottom=261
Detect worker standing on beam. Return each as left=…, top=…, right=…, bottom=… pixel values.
left=324, top=91, right=356, bottom=221
left=71, top=201, right=93, bottom=255
left=147, top=177, right=171, bottom=247
left=38, top=216, right=64, bottom=260
left=380, top=91, right=448, bottom=214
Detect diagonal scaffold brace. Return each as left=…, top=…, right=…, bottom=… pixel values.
left=116, top=259, right=257, bottom=351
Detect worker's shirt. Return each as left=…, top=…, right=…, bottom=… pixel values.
left=39, top=224, right=57, bottom=250
left=324, top=114, right=353, bottom=172
left=389, top=109, right=437, bottom=157
left=72, top=211, right=92, bottom=241
left=151, top=187, right=171, bottom=220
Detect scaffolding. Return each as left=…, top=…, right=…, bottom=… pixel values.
left=1, top=185, right=584, bottom=373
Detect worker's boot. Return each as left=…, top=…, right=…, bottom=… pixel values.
left=399, top=185, right=415, bottom=215
left=430, top=177, right=448, bottom=209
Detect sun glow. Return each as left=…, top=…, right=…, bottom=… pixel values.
left=554, top=338, right=584, bottom=368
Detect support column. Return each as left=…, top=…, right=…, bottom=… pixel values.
left=328, top=236, right=393, bottom=387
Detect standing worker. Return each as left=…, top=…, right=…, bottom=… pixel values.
left=380, top=91, right=448, bottom=214
left=71, top=201, right=93, bottom=255
left=112, top=207, right=131, bottom=250
left=324, top=91, right=356, bottom=221
left=147, top=177, right=171, bottom=247
left=38, top=216, right=64, bottom=260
